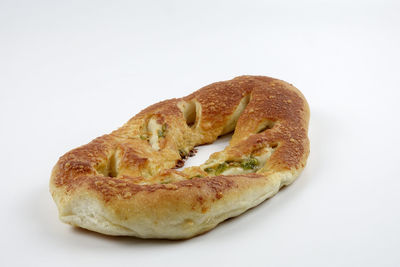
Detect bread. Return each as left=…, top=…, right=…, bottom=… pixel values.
left=50, top=75, right=310, bottom=239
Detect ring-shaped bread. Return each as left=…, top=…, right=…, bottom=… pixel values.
left=50, top=75, right=310, bottom=239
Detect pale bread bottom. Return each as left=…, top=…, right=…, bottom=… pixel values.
left=58, top=170, right=298, bottom=239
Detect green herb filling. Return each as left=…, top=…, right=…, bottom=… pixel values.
left=240, top=157, right=259, bottom=170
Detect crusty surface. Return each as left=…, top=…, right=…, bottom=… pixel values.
left=50, top=75, right=310, bottom=239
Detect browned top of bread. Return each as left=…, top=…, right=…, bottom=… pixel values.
left=51, top=75, right=309, bottom=216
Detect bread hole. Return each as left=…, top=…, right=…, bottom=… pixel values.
left=201, top=141, right=278, bottom=176
left=256, top=120, right=275, bottom=134
left=147, top=117, right=167, bottom=150
left=221, top=95, right=250, bottom=135
left=106, top=152, right=119, bottom=177
left=95, top=151, right=119, bottom=177
left=178, top=100, right=201, bottom=128
left=176, top=133, right=232, bottom=171
left=184, top=101, right=196, bottom=127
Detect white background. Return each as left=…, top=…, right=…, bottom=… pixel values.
left=1, top=0, right=399, bottom=266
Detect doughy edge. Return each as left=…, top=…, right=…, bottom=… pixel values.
left=50, top=169, right=300, bottom=239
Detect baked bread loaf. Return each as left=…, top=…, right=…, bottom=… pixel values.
left=50, top=75, right=310, bottom=239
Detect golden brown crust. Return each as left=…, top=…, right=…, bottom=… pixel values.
left=50, top=75, right=310, bottom=239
